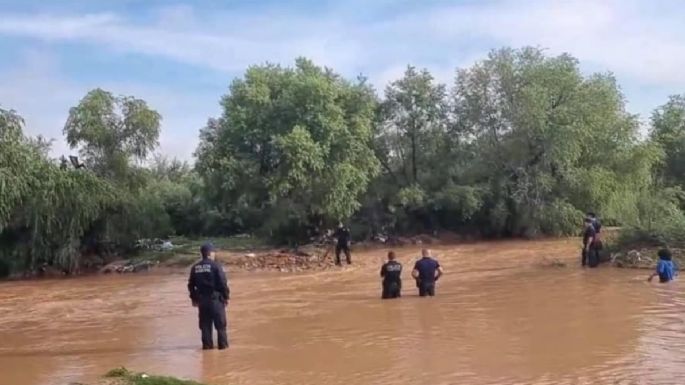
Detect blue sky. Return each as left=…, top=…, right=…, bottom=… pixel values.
left=1, top=0, right=684, bottom=160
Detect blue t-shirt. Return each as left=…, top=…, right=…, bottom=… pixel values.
left=413, top=257, right=440, bottom=283
left=657, top=260, right=675, bottom=283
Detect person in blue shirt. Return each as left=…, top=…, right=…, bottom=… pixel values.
left=412, top=249, right=443, bottom=297
left=648, top=249, right=677, bottom=283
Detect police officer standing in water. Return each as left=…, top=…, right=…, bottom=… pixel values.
left=412, top=249, right=443, bottom=297
left=380, top=251, right=402, bottom=299
left=334, top=222, right=352, bottom=266
left=581, top=217, right=599, bottom=268
left=188, top=243, right=230, bottom=350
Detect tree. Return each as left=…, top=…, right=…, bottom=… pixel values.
left=64, top=88, right=161, bottom=182
left=1, top=108, right=117, bottom=275
left=651, top=95, right=685, bottom=187
left=452, top=47, right=658, bottom=235
left=378, top=66, right=448, bottom=186
left=196, top=58, right=379, bottom=241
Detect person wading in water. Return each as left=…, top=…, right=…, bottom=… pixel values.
left=334, top=223, right=352, bottom=266
left=380, top=251, right=402, bottom=299
left=581, top=218, right=599, bottom=268
left=187, top=243, right=230, bottom=350
left=412, top=249, right=443, bottom=297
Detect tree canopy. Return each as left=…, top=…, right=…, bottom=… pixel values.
left=196, top=58, right=380, bottom=241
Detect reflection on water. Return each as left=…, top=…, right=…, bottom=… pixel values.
left=1, top=239, right=684, bottom=385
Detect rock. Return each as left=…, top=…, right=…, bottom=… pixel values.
left=245, top=253, right=256, bottom=258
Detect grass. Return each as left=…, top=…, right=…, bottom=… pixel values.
left=104, top=368, right=207, bottom=385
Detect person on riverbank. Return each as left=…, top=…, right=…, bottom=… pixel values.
left=582, top=217, right=599, bottom=268
left=187, top=242, right=230, bottom=350
left=380, top=251, right=402, bottom=299
left=648, top=249, right=677, bottom=283
left=587, top=212, right=603, bottom=258
left=334, top=223, right=352, bottom=266
left=587, top=212, right=602, bottom=234
left=412, top=249, right=443, bottom=297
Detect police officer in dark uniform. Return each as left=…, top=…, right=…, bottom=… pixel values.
left=412, top=249, right=443, bottom=297
left=187, top=243, right=230, bottom=350
left=334, top=223, right=352, bottom=266
left=587, top=212, right=603, bottom=261
left=581, top=218, right=598, bottom=268
left=380, top=251, right=402, bottom=299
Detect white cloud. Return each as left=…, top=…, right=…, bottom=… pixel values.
left=1, top=0, right=685, bottom=160
left=1, top=0, right=684, bottom=89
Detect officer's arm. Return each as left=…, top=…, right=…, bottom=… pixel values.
left=380, top=264, right=386, bottom=278
left=435, top=264, right=444, bottom=281
left=411, top=262, right=419, bottom=279
left=187, top=267, right=195, bottom=298
left=216, top=264, right=230, bottom=302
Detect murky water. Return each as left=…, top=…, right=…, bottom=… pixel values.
left=2, top=239, right=685, bottom=385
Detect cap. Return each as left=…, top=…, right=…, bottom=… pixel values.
left=200, top=242, right=215, bottom=257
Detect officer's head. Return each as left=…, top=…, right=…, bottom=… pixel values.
left=338, top=222, right=343, bottom=229
left=584, top=217, right=593, bottom=227
left=388, top=251, right=396, bottom=261
left=658, top=248, right=672, bottom=261
left=200, top=242, right=215, bottom=259
left=587, top=212, right=596, bottom=219
left=421, top=248, right=430, bottom=258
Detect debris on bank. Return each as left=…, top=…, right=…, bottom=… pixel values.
left=221, top=246, right=334, bottom=272
left=100, top=260, right=159, bottom=274
left=611, top=248, right=685, bottom=269
left=93, top=232, right=453, bottom=275
left=380, top=234, right=440, bottom=246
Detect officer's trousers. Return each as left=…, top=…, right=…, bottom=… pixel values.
left=335, top=244, right=351, bottom=265
left=382, top=281, right=401, bottom=299
left=198, top=297, right=228, bottom=349
left=418, top=281, right=436, bottom=297
left=581, top=247, right=599, bottom=268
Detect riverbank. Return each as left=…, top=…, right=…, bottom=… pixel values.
left=12, top=233, right=451, bottom=280
left=610, top=247, right=685, bottom=269
left=7, top=227, right=660, bottom=281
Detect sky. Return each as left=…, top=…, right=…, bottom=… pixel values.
left=1, top=0, right=684, bottom=161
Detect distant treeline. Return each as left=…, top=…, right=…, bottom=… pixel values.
left=2, top=46, right=685, bottom=276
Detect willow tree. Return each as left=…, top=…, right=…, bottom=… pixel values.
left=1, top=108, right=117, bottom=275
left=453, top=47, right=661, bottom=235
left=196, top=58, right=379, bottom=240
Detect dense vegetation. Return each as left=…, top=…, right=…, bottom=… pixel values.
left=2, top=47, right=685, bottom=277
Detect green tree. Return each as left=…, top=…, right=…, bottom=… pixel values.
left=196, top=58, right=379, bottom=241
left=452, top=47, right=659, bottom=235
left=1, top=108, right=117, bottom=275
left=651, top=95, right=685, bottom=187
left=64, top=88, right=161, bottom=182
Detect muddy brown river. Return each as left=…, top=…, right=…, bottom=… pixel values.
left=1, top=239, right=685, bottom=385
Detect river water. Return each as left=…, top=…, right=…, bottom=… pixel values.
left=1, top=239, right=684, bottom=385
